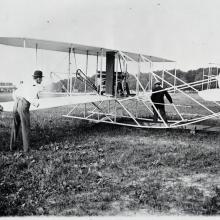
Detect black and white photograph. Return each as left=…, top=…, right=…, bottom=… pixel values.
left=0, top=0, right=220, bottom=218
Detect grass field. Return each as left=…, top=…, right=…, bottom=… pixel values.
left=0, top=93, right=220, bottom=216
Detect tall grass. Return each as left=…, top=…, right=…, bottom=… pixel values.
left=0, top=93, right=220, bottom=216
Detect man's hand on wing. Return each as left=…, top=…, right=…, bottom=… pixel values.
left=35, top=103, right=40, bottom=108
left=32, top=101, right=40, bottom=108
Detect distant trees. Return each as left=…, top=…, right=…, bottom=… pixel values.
left=46, top=77, right=96, bottom=93
left=0, top=82, right=16, bottom=93
left=48, top=67, right=219, bottom=92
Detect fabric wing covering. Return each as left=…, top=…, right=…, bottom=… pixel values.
left=198, top=89, right=220, bottom=101
left=0, top=37, right=174, bottom=63
left=0, top=95, right=113, bottom=112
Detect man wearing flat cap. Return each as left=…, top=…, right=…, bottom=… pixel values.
left=151, top=80, right=173, bottom=123
left=10, top=70, right=44, bottom=152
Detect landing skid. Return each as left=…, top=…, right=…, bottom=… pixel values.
left=62, top=95, right=220, bottom=132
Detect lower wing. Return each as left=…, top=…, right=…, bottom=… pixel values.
left=0, top=94, right=113, bottom=112
left=198, top=89, right=220, bottom=102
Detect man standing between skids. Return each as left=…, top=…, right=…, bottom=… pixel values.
left=151, top=80, right=173, bottom=123
left=10, top=70, right=44, bottom=152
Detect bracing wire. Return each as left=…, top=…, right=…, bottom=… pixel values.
left=76, top=69, right=98, bottom=92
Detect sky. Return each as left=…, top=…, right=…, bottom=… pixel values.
left=1, top=0, right=220, bottom=85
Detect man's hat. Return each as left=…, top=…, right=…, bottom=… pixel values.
left=154, top=80, right=161, bottom=85
left=33, top=70, right=44, bottom=78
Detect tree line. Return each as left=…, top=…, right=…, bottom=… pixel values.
left=48, top=67, right=219, bottom=92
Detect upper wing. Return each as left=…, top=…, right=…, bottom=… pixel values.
left=0, top=37, right=174, bottom=63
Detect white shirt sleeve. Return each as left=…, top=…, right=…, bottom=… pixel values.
left=12, top=83, right=24, bottom=100
left=12, top=89, right=18, bottom=100
left=13, top=83, right=43, bottom=106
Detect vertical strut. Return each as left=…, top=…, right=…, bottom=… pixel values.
left=35, top=43, right=38, bottom=69
left=85, top=50, right=89, bottom=93
left=68, top=48, right=71, bottom=94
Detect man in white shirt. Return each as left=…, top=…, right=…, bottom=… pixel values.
left=10, top=70, right=44, bottom=152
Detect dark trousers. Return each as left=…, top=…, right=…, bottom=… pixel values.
left=117, top=82, right=130, bottom=96
left=117, top=82, right=123, bottom=95
left=122, top=82, right=130, bottom=96
left=152, top=104, right=167, bottom=123
left=10, top=98, right=30, bottom=152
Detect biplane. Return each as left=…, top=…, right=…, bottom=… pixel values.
left=0, top=37, right=220, bottom=130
